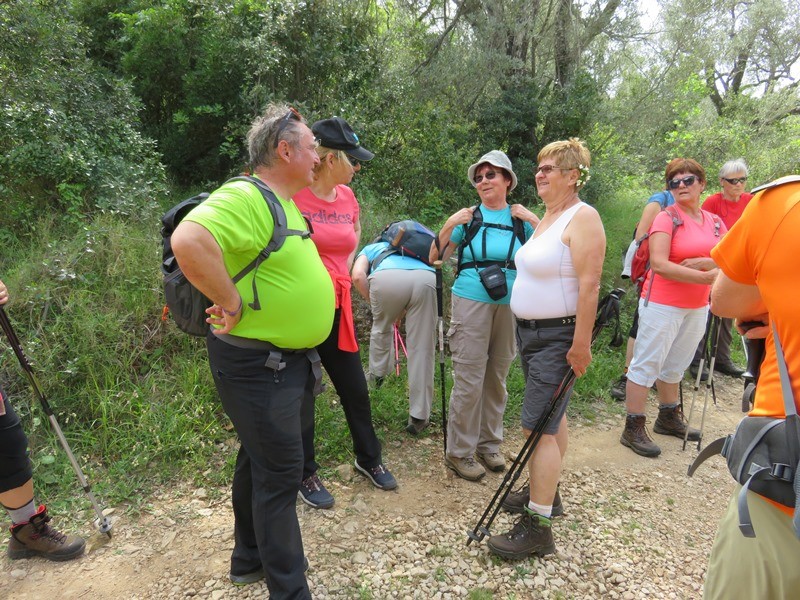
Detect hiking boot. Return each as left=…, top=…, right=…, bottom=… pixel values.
left=487, top=509, right=556, bottom=560
left=501, top=483, right=564, bottom=517
left=406, top=416, right=429, bottom=436
left=620, top=414, right=661, bottom=457
left=230, top=557, right=309, bottom=586
left=653, top=404, right=701, bottom=441
left=714, top=362, right=744, bottom=378
left=477, top=451, right=506, bottom=472
left=689, top=362, right=709, bottom=382
left=298, top=473, right=335, bottom=509
left=7, top=505, right=85, bottom=562
left=354, top=460, right=398, bottom=490
left=444, top=455, right=486, bottom=481
left=609, top=375, right=627, bottom=402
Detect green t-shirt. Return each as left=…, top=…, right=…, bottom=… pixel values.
left=185, top=178, right=334, bottom=348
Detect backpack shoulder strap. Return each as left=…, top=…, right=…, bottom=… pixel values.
left=226, top=175, right=311, bottom=310
left=369, top=247, right=396, bottom=274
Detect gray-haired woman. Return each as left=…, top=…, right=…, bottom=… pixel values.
left=689, top=158, right=754, bottom=379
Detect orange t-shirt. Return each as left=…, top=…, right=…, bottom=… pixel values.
left=711, top=179, right=800, bottom=514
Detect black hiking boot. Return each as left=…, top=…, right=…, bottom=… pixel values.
left=487, top=509, right=556, bottom=560
left=620, top=414, right=661, bottom=458
left=7, top=505, right=85, bottom=562
left=609, top=375, right=627, bottom=401
left=501, top=483, right=564, bottom=517
left=653, top=404, right=700, bottom=441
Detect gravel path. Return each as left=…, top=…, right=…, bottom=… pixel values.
left=0, top=376, right=745, bottom=599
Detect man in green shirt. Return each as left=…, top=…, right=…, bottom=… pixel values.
left=172, top=104, right=334, bottom=600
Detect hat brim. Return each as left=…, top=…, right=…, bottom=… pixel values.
left=345, top=146, right=375, bottom=162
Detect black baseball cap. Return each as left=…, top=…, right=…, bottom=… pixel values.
left=311, top=117, right=374, bottom=162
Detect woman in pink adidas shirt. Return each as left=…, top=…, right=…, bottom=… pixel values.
left=293, top=117, right=396, bottom=511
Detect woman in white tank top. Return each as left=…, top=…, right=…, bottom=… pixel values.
left=487, top=138, right=606, bottom=561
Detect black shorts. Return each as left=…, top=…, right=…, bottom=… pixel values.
left=0, top=390, right=33, bottom=494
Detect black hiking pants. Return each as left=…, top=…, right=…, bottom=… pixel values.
left=207, top=334, right=312, bottom=600
left=301, top=309, right=382, bottom=478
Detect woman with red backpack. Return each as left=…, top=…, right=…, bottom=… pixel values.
left=620, top=159, right=727, bottom=458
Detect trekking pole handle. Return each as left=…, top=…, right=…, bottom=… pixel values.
left=390, top=226, right=406, bottom=248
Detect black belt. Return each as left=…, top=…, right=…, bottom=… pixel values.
left=516, top=316, right=576, bottom=329
left=216, top=333, right=324, bottom=396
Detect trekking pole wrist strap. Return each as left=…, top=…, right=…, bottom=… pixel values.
left=222, top=297, right=243, bottom=317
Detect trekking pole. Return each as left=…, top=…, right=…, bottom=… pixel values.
left=434, top=260, right=447, bottom=456
left=0, top=307, right=113, bottom=538
left=682, top=316, right=713, bottom=451
left=695, top=315, right=722, bottom=450
left=466, top=288, right=625, bottom=546
left=393, top=322, right=408, bottom=376
left=393, top=323, right=401, bottom=376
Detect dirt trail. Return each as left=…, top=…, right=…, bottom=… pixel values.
left=0, top=376, right=746, bottom=599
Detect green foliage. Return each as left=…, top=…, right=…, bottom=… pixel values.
left=0, top=0, right=166, bottom=242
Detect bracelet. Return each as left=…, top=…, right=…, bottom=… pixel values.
left=222, top=297, right=243, bottom=318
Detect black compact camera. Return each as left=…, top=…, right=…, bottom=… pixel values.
left=479, top=264, right=508, bottom=300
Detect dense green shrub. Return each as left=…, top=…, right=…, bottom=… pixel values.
left=0, top=0, right=166, bottom=243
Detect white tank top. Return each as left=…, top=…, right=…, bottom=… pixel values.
left=510, top=202, right=586, bottom=319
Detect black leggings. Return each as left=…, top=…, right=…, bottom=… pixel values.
left=301, top=309, right=382, bottom=478
left=0, top=390, right=34, bottom=495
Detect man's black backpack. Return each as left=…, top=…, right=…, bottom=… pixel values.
left=160, top=176, right=310, bottom=336
left=369, top=219, right=437, bottom=272
left=456, top=205, right=527, bottom=275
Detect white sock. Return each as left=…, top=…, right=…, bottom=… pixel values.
left=527, top=500, right=552, bottom=518
left=4, top=499, right=37, bottom=525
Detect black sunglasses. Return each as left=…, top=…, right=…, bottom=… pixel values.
left=668, top=175, right=699, bottom=190
left=722, top=177, right=747, bottom=185
left=474, top=171, right=501, bottom=184
left=273, top=107, right=303, bottom=147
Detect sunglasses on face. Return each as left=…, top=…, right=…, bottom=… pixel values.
left=273, top=107, right=303, bottom=147
left=473, top=170, right=501, bottom=184
left=535, top=165, right=567, bottom=176
left=722, top=177, right=747, bottom=185
left=668, top=175, right=699, bottom=189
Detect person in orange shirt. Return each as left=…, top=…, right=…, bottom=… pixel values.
left=704, top=176, right=800, bottom=599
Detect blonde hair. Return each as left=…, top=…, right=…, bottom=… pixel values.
left=537, top=138, right=591, bottom=170
left=537, top=138, right=591, bottom=187
left=313, top=147, right=352, bottom=173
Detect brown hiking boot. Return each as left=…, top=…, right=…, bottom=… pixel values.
left=620, top=414, right=661, bottom=457
left=487, top=510, right=556, bottom=559
left=501, top=483, right=564, bottom=517
left=8, top=505, right=86, bottom=562
left=653, top=404, right=701, bottom=441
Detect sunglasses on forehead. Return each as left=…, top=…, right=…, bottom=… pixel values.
left=722, top=177, right=747, bottom=185
left=273, top=107, right=303, bottom=147
left=667, top=175, right=699, bottom=189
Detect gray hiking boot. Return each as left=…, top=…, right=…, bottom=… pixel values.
left=487, top=509, right=556, bottom=560
left=501, top=483, right=564, bottom=517
left=620, top=414, right=661, bottom=457
left=653, top=404, right=700, bottom=441
left=476, top=451, right=506, bottom=472
left=445, top=455, right=485, bottom=481
left=7, top=505, right=85, bottom=562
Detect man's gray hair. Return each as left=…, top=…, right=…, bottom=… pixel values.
left=719, top=159, right=749, bottom=179
left=247, top=104, right=306, bottom=169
